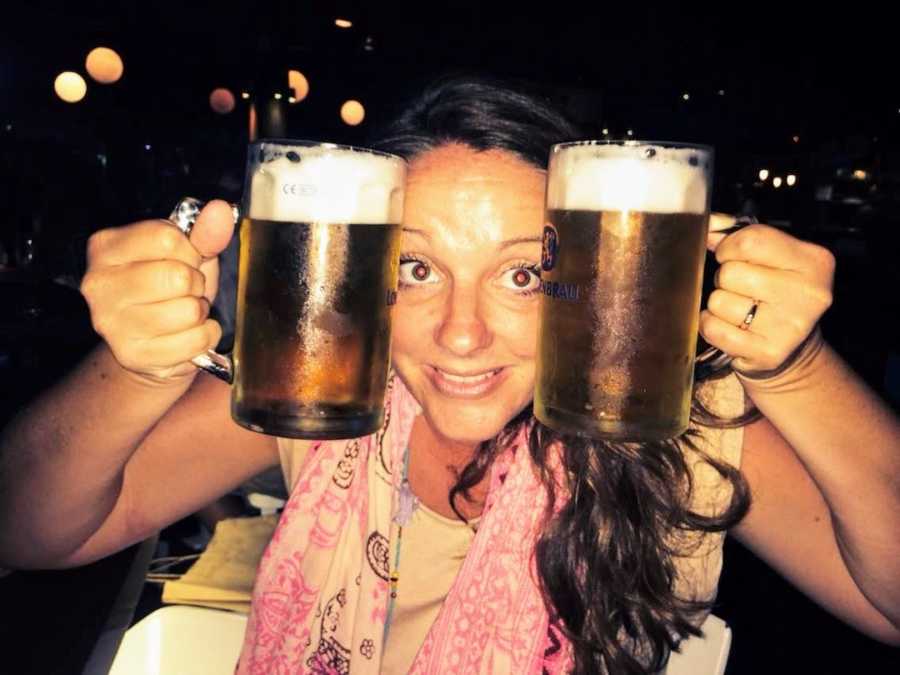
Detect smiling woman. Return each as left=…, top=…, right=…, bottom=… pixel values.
left=390, top=145, right=547, bottom=448
left=1, top=75, right=899, bottom=675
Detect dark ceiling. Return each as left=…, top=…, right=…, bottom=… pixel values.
left=0, top=1, right=895, bottom=167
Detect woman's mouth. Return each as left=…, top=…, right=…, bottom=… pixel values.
left=427, top=366, right=508, bottom=398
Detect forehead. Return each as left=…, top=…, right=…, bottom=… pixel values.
left=402, top=144, right=546, bottom=246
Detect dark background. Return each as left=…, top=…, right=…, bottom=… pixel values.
left=1, top=1, right=898, bottom=673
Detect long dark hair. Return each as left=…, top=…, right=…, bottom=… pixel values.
left=373, top=75, right=754, bottom=675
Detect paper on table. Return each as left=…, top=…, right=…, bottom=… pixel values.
left=162, top=514, right=278, bottom=614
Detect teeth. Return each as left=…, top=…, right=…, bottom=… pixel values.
left=438, top=369, right=497, bottom=383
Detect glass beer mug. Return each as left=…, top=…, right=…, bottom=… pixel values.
left=535, top=140, right=724, bottom=441
left=172, top=140, right=406, bottom=439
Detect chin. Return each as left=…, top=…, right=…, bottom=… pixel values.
left=415, top=386, right=532, bottom=446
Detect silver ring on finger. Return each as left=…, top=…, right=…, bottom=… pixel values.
left=739, top=299, right=761, bottom=331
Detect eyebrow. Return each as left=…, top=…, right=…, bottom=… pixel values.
left=498, top=236, right=542, bottom=249
left=402, top=227, right=431, bottom=240
left=401, top=228, right=542, bottom=249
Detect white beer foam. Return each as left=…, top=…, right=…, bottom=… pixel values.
left=250, top=146, right=405, bottom=224
left=547, top=144, right=709, bottom=215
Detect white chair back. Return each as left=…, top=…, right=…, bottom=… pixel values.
left=110, top=605, right=730, bottom=674
left=108, top=605, right=248, bottom=675
left=665, top=613, right=732, bottom=675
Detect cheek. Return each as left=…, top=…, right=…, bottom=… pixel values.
left=489, top=302, right=540, bottom=359
left=390, top=303, right=437, bottom=359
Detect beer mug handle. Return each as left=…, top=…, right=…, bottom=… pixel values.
left=694, top=214, right=758, bottom=381
left=694, top=345, right=734, bottom=380
left=169, top=197, right=240, bottom=384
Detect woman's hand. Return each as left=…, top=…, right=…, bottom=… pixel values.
left=79, top=200, right=235, bottom=385
left=701, top=214, right=836, bottom=381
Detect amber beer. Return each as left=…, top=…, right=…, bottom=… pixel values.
left=535, top=142, right=713, bottom=441
left=232, top=142, right=405, bottom=439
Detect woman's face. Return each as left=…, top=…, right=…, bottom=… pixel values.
left=391, top=144, right=546, bottom=446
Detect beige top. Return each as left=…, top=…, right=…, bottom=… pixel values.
left=276, top=373, right=746, bottom=674
left=380, top=504, right=480, bottom=674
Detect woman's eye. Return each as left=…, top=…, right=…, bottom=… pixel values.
left=500, top=265, right=542, bottom=294
left=398, top=258, right=440, bottom=286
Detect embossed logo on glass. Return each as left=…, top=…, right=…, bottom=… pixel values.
left=541, top=224, right=559, bottom=272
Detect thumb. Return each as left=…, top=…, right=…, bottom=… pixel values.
left=707, top=212, right=738, bottom=252
left=190, top=199, right=237, bottom=259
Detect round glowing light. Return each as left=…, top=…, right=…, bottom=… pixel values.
left=773, top=177, right=783, bottom=189
left=626, top=129, right=634, bottom=137
left=274, top=92, right=283, bottom=100
left=335, top=18, right=353, bottom=28
left=209, top=88, right=236, bottom=114
left=340, top=100, right=365, bottom=126
left=718, top=89, right=725, bottom=96
left=288, top=70, right=309, bottom=101
left=241, top=91, right=250, bottom=100
left=682, top=92, right=690, bottom=101
left=54, top=72, right=87, bottom=103
left=602, top=128, right=609, bottom=135
left=758, top=169, right=770, bottom=181
left=85, top=47, right=124, bottom=84
left=786, top=174, right=797, bottom=187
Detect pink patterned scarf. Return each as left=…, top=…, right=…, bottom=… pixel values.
left=237, top=375, right=573, bottom=674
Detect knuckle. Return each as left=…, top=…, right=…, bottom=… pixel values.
left=189, top=326, right=212, bottom=355
left=808, top=243, right=836, bottom=273
left=744, top=223, right=772, bottom=236
left=90, top=312, right=113, bottom=338
left=717, top=261, right=741, bottom=289
left=814, top=286, right=833, bottom=311
left=803, top=284, right=833, bottom=312
left=698, top=310, right=712, bottom=332
left=746, top=273, right=764, bottom=296
left=707, top=290, right=726, bottom=314
left=714, top=263, right=729, bottom=287
left=163, top=262, right=192, bottom=295
left=204, top=319, right=223, bottom=349
left=700, top=314, right=725, bottom=342
left=190, top=297, right=209, bottom=324
left=735, top=227, right=761, bottom=254
left=85, top=228, right=112, bottom=263
left=193, top=268, right=207, bottom=295
left=157, top=225, right=183, bottom=256
left=79, top=271, right=101, bottom=300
